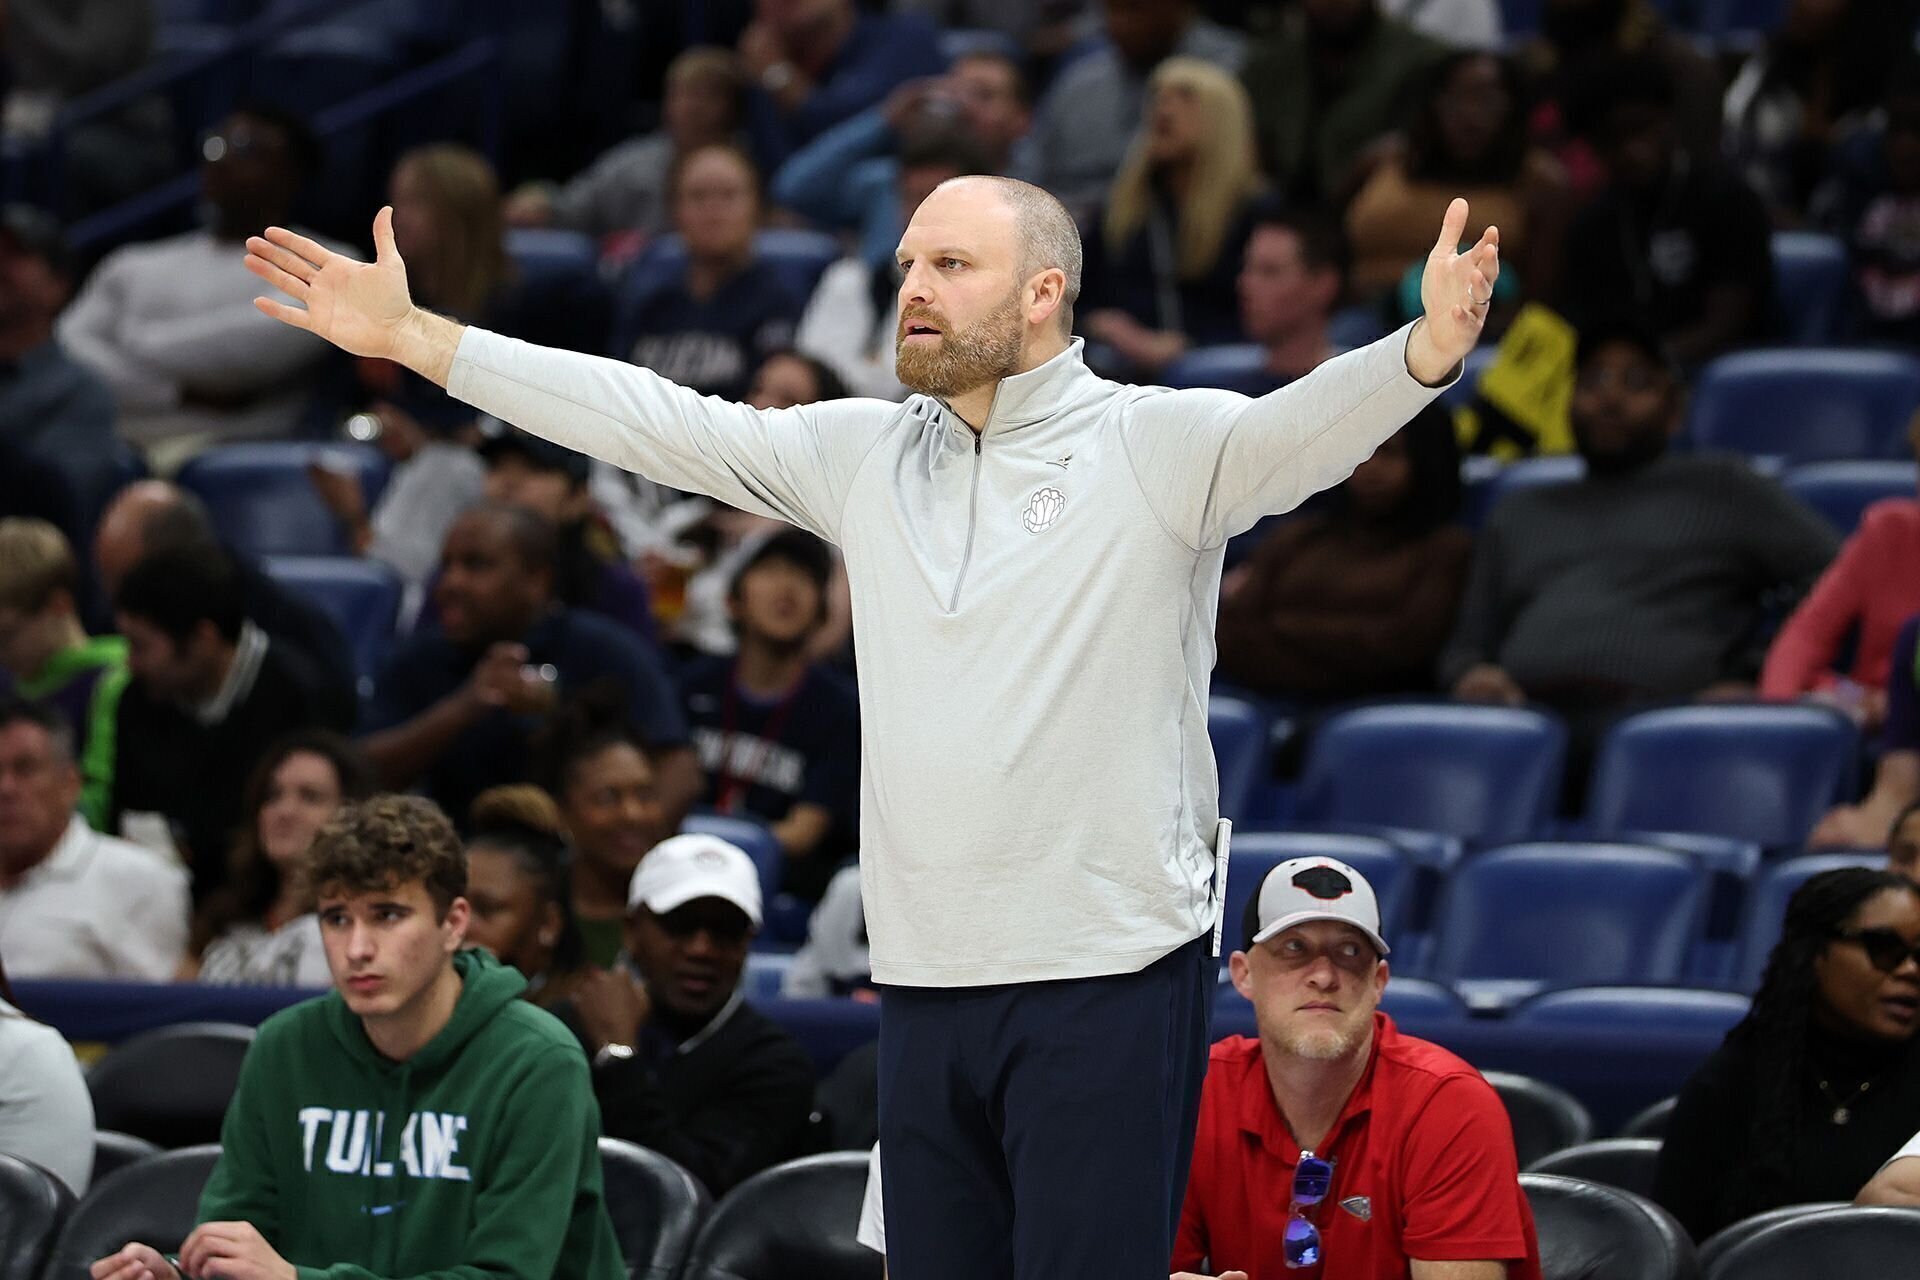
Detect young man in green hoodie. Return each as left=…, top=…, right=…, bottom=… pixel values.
left=90, top=794, right=626, bottom=1280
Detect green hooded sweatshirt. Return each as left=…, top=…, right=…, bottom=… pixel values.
left=196, top=949, right=624, bottom=1280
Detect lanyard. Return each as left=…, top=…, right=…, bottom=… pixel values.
left=715, top=662, right=806, bottom=813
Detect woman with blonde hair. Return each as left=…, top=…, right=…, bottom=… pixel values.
left=1082, top=56, right=1266, bottom=376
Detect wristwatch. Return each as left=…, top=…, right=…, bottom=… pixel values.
left=760, top=61, right=797, bottom=94
left=593, top=1042, right=636, bottom=1069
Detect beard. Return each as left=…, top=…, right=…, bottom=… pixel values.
left=1273, top=1013, right=1369, bottom=1062
left=895, top=289, right=1025, bottom=398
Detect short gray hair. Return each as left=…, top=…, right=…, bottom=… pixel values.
left=943, top=175, right=1083, bottom=333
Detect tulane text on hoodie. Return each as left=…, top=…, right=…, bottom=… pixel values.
left=196, top=949, right=624, bottom=1280
left=449, top=326, right=1446, bottom=987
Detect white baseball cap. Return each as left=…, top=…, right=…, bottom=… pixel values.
left=1245, top=856, right=1390, bottom=956
left=627, top=834, right=763, bottom=927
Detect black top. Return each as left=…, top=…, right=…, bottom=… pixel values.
left=1653, top=1027, right=1920, bottom=1241
left=366, top=607, right=688, bottom=827
left=564, top=995, right=817, bottom=1197
left=234, top=556, right=358, bottom=730
left=680, top=656, right=861, bottom=903
left=112, top=640, right=346, bottom=899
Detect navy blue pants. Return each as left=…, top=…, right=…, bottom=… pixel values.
left=876, top=933, right=1214, bottom=1279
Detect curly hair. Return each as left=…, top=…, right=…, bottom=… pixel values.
left=305, top=795, right=467, bottom=918
left=468, top=785, right=587, bottom=977
left=1717, top=867, right=1920, bottom=1224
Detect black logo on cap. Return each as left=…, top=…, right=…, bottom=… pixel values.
left=1292, top=866, right=1354, bottom=900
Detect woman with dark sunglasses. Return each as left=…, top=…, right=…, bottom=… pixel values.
left=1654, top=867, right=1920, bottom=1241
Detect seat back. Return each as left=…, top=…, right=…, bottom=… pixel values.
left=1522, top=1173, right=1698, bottom=1280
left=598, top=1138, right=709, bottom=1280
left=261, top=556, right=403, bottom=683
left=1484, top=1071, right=1594, bottom=1168
left=681, top=813, right=784, bottom=901
left=0, top=1152, right=74, bottom=1279
left=1511, top=987, right=1751, bottom=1038
left=1770, top=231, right=1849, bottom=345
left=1527, top=1138, right=1664, bottom=1199
left=1162, top=344, right=1264, bottom=390
left=1686, top=348, right=1920, bottom=462
left=86, top=1023, right=256, bottom=1148
left=44, top=1146, right=221, bottom=1280
left=1781, top=461, right=1919, bottom=536
left=1296, top=703, right=1566, bottom=843
left=1694, top=1202, right=1848, bottom=1273
left=1704, top=1205, right=1920, bottom=1279
left=1586, top=705, right=1860, bottom=848
left=91, top=1132, right=164, bottom=1187
left=1621, top=1096, right=1677, bottom=1140
left=1429, top=845, right=1709, bottom=987
left=1207, top=695, right=1267, bottom=823
left=1735, top=852, right=1886, bottom=990
left=679, top=1152, right=881, bottom=1280
left=1220, top=832, right=1413, bottom=956
left=177, top=443, right=391, bottom=558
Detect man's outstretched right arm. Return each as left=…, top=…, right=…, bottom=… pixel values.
left=246, top=209, right=887, bottom=544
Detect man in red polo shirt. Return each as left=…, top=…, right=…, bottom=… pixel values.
left=1172, top=856, right=1543, bottom=1280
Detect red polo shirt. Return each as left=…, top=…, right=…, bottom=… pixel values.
left=1174, top=1015, right=1543, bottom=1280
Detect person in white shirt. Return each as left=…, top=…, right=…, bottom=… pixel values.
left=1858, top=1127, right=1920, bottom=1206
left=57, top=105, right=341, bottom=470
left=0, top=697, right=189, bottom=980
left=243, top=173, right=1495, bottom=1278
left=0, top=957, right=95, bottom=1193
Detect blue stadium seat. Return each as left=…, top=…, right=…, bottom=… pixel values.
left=251, top=26, right=401, bottom=119
left=1585, top=705, right=1861, bottom=848
left=1771, top=232, right=1850, bottom=345
left=1212, top=974, right=1464, bottom=1031
left=743, top=951, right=794, bottom=1001
left=1782, top=461, right=1919, bottom=536
left=1465, top=454, right=1586, bottom=527
left=504, top=227, right=598, bottom=288
left=1328, top=305, right=1388, bottom=351
left=937, top=27, right=1021, bottom=63
left=1696, top=0, right=1789, bottom=37
left=1511, top=986, right=1751, bottom=1037
left=176, top=442, right=390, bottom=558
left=1220, top=831, right=1414, bottom=957
left=1734, top=852, right=1887, bottom=991
left=1162, top=344, right=1262, bottom=391
left=1295, top=703, right=1567, bottom=844
left=260, top=556, right=401, bottom=686
left=1208, top=695, right=1267, bottom=823
left=1686, top=349, right=1920, bottom=463
left=1428, top=844, right=1711, bottom=1008
left=682, top=813, right=784, bottom=903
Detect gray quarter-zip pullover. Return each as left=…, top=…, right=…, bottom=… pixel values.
left=449, top=325, right=1446, bottom=986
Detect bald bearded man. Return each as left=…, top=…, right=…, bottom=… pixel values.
left=244, top=177, right=1498, bottom=1280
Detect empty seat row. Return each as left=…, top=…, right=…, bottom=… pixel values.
left=1222, top=699, right=1861, bottom=851
left=1217, top=836, right=1884, bottom=997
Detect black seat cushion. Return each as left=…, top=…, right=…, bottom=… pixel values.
left=86, top=1024, right=255, bottom=1148
left=1527, top=1139, right=1664, bottom=1199
left=1486, top=1071, right=1594, bottom=1168
left=1523, top=1172, right=1698, bottom=1280
left=1704, top=1205, right=1920, bottom=1279
left=0, top=1151, right=75, bottom=1279
left=44, top=1145, right=221, bottom=1280
left=1695, top=1202, right=1849, bottom=1273
left=91, top=1132, right=163, bottom=1187
left=599, top=1138, right=709, bottom=1279
left=680, top=1152, right=880, bottom=1280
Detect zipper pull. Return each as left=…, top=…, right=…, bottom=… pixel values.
left=974, top=435, right=982, bottom=455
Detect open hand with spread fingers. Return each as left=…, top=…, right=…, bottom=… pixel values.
left=1405, top=196, right=1501, bottom=386
left=243, top=205, right=415, bottom=361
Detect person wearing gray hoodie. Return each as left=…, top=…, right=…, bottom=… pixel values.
left=242, top=176, right=1498, bottom=1280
